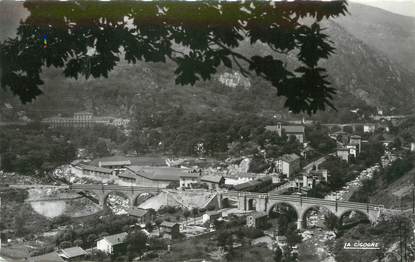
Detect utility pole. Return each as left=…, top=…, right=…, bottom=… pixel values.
left=412, top=186, right=414, bottom=214
left=399, top=220, right=403, bottom=262
left=0, top=197, right=2, bottom=254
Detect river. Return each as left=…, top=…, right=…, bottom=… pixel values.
left=30, top=200, right=67, bottom=218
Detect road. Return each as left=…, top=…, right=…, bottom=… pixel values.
left=8, top=184, right=69, bottom=190
left=302, top=153, right=334, bottom=172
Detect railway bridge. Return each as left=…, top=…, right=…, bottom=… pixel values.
left=69, top=184, right=161, bottom=207
left=69, top=184, right=383, bottom=229
left=220, top=191, right=383, bottom=229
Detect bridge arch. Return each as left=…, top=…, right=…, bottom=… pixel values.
left=132, top=192, right=155, bottom=206
left=103, top=191, right=132, bottom=208
left=300, top=205, right=337, bottom=229
left=268, top=202, right=299, bottom=220
left=338, top=209, right=371, bottom=227
left=74, top=189, right=104, bottom=205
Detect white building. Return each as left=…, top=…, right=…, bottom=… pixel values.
left=265, top=123, right=305, bottom=143
left=346, top=144, right=358, bottom=158
left=275, top=153, right=301, bottom=178
left=96, top=232, right=128, bottom=254
left=363, top=124, right=376, bottom=133
left=179, top=173, right=200, bottom=188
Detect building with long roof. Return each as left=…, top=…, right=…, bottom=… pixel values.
left=118, top=166, right=197, bottom=188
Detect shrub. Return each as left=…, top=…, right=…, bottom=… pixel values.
left=59, top=241, right=72, bottom=249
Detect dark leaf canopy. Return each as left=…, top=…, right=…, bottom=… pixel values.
left=0, top=0, right=348, bottom=114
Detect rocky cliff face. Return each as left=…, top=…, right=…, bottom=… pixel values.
left=218, top=71, right=251, bottom=89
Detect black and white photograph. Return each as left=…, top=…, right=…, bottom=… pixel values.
left=0, top=0, right=414, bottom=261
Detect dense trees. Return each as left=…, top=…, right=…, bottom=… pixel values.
left=55, top=214, right=137, bottom=249
left=306, top=125, right=337, bottom=154
left=126, top=230, right=148, bottom=260
left=350, top=153, right=414, bottom=203
left=383, top=155, right=413, bottom=183
left=0, top=125, right=76, bottom=175
left=0, top=124, right=127, bottom=176
left=356, top=140, right=384, bottom=167
left=128, top=107, right=303, bottom=158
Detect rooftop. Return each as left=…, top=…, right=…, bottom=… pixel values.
left=29, top=252, right=65, bottom=262
left=283, top=125, right=305, bottom=134
left=201, top=175, right=224, bottom=183
left=77, top=164, right=113, bottom=174
left=74, top=111, right=93, bottom=115
left=265, top=124, right=305, bottom=134
left=128, top=207, right=149, bottom=217
left=101, top=232, right=128, bottom=246
left=90, top=155, right=167, bottom=167
left=180, top=173, right=200, bottom=179
left=233, top=176, right=272, bottom=191
left=337, top=147, right=349, bottom=151
left=126, top=166, right=193, bottom=181
left=161, top=221, right=179, bottom=228
left=248, top=212, right=268, bottom=219
left=279, top=153, right=300, bottom=163
left=58, top=246, right=87, bottom=259
left=99, top=160, right=132, bottom=167
left=118, top=171, right=138, bottom=179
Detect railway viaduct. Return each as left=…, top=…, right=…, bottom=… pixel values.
left=220, top=191, right=383, bottom=229
left=69, top=184, right=161, bottom=207
left=69, top=184, right=383, bottom=230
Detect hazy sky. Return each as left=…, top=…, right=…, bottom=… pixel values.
left=350, top=0, right=415, bottom=17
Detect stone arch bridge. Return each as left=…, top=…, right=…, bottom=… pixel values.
left=220, top=192, right=383, bottom=229
left=69, top=184, right=161, bottom=207
left=69, top=184, right=384, bottom=229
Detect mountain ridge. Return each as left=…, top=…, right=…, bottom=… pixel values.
left=1, top=2, right=415, bottom=120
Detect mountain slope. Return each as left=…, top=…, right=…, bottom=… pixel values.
left=336, top=2, right=415, bottom=73
left=321, top=19, right=415, bottom=110
left=1, top=3, right=415, bottom=120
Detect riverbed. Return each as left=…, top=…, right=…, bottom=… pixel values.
left=27, top=188, right=100, bottom=218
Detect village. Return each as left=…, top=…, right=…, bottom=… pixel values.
left=1, top=108, right=413, bottom=262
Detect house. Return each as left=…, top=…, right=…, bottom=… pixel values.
left=96, top=232, right=128, bottom=255
left=250, top=235, right=274, bottom=250
left=246, top=212, right=268, bottom=228
left=179, top=173, right=200, bottom=188
left=224, top=173, right=258, bottom=185
left=97, top=156, right=132, bottom=174
left=336, top=148, right=350, bottom=162
left=265, top=123, right=305, bottom=143
left=346, top=144, right=358, bottom=158
left=89, top=156, right=167, bottom=167
left=200, top=175, right=225, bottom=190
left=41, top=111, right=130, bottom=128
left=128, top=207, right=153, bottom=224
left=309, top=169, right=328, bottom=182
left=233, top=176, right=272, bottom=192
left=57, top=246, right=87, bottom=261
left=70, top=163, right=115, bottom=178
left=363, top=124, right=376, bottom=133
left=117, top=170, right=139, bottom=185
left=349, top=135, right=362, bottom=153
left=294, top=169, right=327, bottom=189
left=202, top=211, right=222, bottom=224
left=276, top=153, right=301, bottom=178
left=276, top=235, right=288, bottom=248
left=160, top=221, right=180, bottom=239
left=29, top=252, right=65, bottom=262
left=118, top=166, right=196, bottom=188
